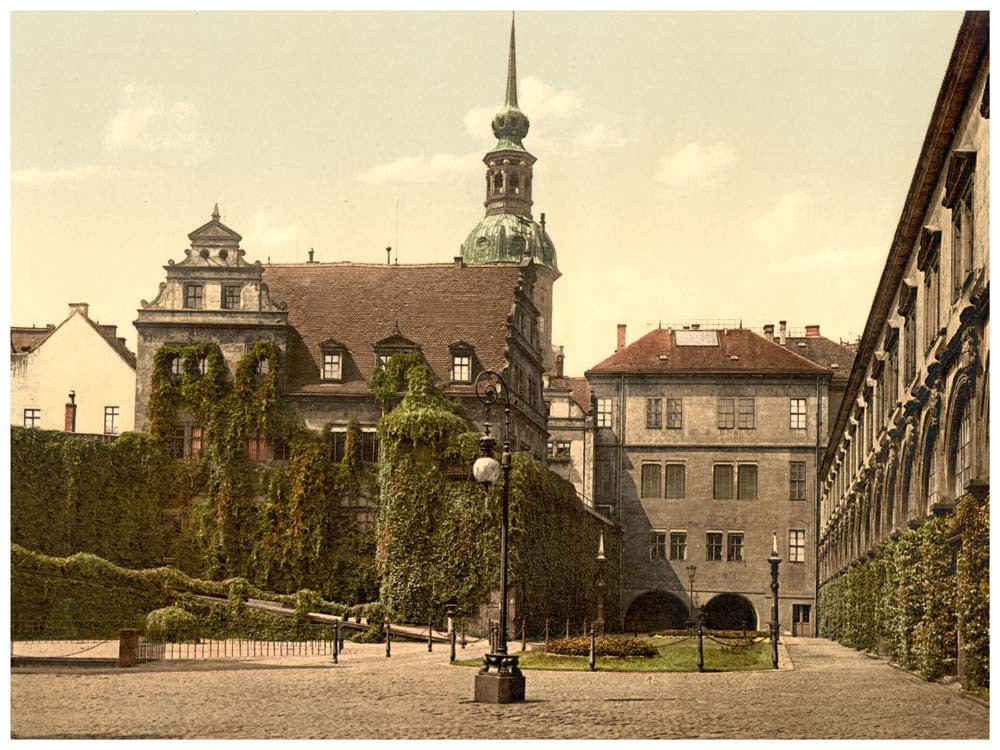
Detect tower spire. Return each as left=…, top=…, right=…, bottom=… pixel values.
left=505, top=13, right=518, bottom=108
left=212, top=203, right=220, bottom=222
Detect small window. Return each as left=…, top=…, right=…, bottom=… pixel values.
left=640, top=463, right=661, bottom=499
left=790, top=461, right=807, bottom=500
left=737, top=398, right=756, bottom=429
left=221, top=285, right=241, bottom=310
left=322, top=352, right=342, bottom=381
left=595, top=460, right=613, bottom=500
left=790, top=398, right=807, bottom=430
left=737, top=464, right=757, bottom=500
left=645, top=398, right=662, bottom=429
left=706, top=532, right=723, bottom=561
left=789, top=529, right=806, bottom=563
left=168, top=427, right=185, bottom=460
left=713, top=464, right=734, bottom=499
left=375, top=353, right=391, bottom=370
left=717, top=398, right=735, bottom=429
left=272, top=438, right=290, bottom=462
left=649, top=531, right=667, bottom=562
left=669, top=531, right=687, bottom=561
left=104, top=406, right=119, bottom=435
left=247, top=433, right=269, bottom=463
left=665, top=463, right=685, bottom=499
left=197, top=356, right=208, bottom=376
left=23, top=408, right=41, bottom=429
left=597, top=398, right=613, bottom=428
left=170, top=356, right=184, bottom=378
left=548, top=441, right=571, bottom=460
left=665, top=398, right=683, bottom=429
left=727, top=532, right=744, bottom=562
left=184, top=284, right=204, bottom=309
left=331, top=431, right=347, bottom=463
left=952, top=179, right=974, bottom=303
left=955, top=402, right=972, bottom=497
left=190, top=425, right=207, bottom=459
left=451, top=354, right=472, bottom=382
left=361, top=431, right=379, bottom=463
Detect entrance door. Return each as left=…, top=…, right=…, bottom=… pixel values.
left=792, top=604, right=812, bottom=637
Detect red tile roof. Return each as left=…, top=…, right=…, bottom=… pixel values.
left=780, top=336, right=856, bottom=382
left=548, top=376, right=592, bottom=413
left=587, top=328, right=830, bottom=376
left=262, top=262, right=528, bottom=394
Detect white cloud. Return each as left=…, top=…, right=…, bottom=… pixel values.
left=247, top=211, right=306, bottom=247
left=103, top=82, right=206, bottom=154
left=575, top=122, right=627, bottom=152
left=656, top=142, right=735, bottom=187
left=12, top=165, right=138, bottom=186
left=357, top=152, right=480, bottom=185
left=751, top=190, right=812, bottom=245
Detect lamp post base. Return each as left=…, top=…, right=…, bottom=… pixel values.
left=474, top=653, right=525, bottom=704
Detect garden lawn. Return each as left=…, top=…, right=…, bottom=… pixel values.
left=454, top=635, right=773, bottom=672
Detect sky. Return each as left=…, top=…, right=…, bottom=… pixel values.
left=10, top=10, right=965, bottom=375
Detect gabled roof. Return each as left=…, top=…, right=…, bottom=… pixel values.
left=779, top=336, right=856, bottom=383
left=11, top=326, right=55, bottom=354
left=587, top=328, right=829, bottom=376
left=548, top=375, right=592, bottom=414
left=10, top=311, right=136, bottom=370
left=262, top=262, right=528, bottom=395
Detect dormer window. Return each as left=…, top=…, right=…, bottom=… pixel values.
left=373, top=330, right=420, bottom=372
left=376, top=353, right=391, bottom=370
left=323, top=352, right=342, bottom=380
left=184, top=284, right=204, bottom=309
left=449, top=340, right=475, bottom=383
left=317, top=339, right=345, bottom=381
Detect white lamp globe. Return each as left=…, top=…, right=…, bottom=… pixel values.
left=473, top=455, right=502, bottom=485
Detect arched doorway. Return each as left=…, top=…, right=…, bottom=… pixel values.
left=704, top=593, right=758, bottom=631
left=624, top=591, right=689, bottom=632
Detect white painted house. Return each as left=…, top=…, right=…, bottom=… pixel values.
left=11, top=303, right=136, bottom=435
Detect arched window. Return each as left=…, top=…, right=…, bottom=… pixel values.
left=923, top=428, right=938, bottom=513
left=493, top=172, right=504, bottom=193
left=952, top=400, right=972, bottom=499
left=511, top=173, right=520, bottom=194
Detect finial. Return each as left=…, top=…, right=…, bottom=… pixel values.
left=505, top=12, right=518, bottom=108
left=212, top=203, right=220, bottom=221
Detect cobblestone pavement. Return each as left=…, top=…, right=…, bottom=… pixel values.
left=10, top=637, right=989, bottom=739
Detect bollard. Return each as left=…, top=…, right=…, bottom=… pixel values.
left=385, top=619, right=391, bottom=658
left=333, top=624, right=339, bottom=665
left=339, top=620, right=345, bottom=652
left=697, top=624, right=704, bottom=673
left=450, top=628, right=457, bottom=663
left=521, top=618, right=526, bottom=651
left=428, top=620, right=433, bottom=653
left=588, top=625, right=596, bottom=672
left=461, top=619, right=466, bottom=649
left=118, top=629, right=138, bottom=668
left=545, top=618, right=549, bottom=648
left=565, top=618, right=570, bottom=639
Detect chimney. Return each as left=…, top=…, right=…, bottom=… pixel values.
left=763, top=323, right=774, bottom=340
left=555, top=346, right=564, bottom=378
left=805, top=324, right=821, bottom=338
left=308, top=248, right=315, bottom=263
left=453, top=256, right=464, bottom=269
left=617, top=324, right=627, bottom=352
left=779, top=320, right=787, bottom=346
left=64, top=391, right=77, bottom=433
left=68, top=303, right=89, bottom=319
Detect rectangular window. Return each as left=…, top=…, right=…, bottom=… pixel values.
left=706, top=532, right=723, bottom=561
left=104, top=406, right=120, bottom=435
left=737, top=464, right=757, bottom=500
left=548, top=440, right=571, bottom=460
left=595, top=460, right=613, bottom=500
left=665, top=398, right=683, bottom=429
left=737, top=398, right=756, bottom=429
left=597, top=398, right=613, bottom=428
left=197, top=356, right=207, bottom=375
left=190, top=425, right=206, bottom=459
left=272, top=438, right=290, bottom=462
left=925, top=253, right=940, bottom=350
left=789, top=529, right=806, bottom=563
left=904, top=307, right=917, bottom=385
left=790, top=461, right=807, bottom=500
left=361, top=431, right=379, bottom=463
left=664, top=464, right=685, bottom=499
left=23, top=408, right=40, bottom=429
left=669, top=531, right=687, bottom=561
left=247, top=433, right=269, bottom=462
left=322, top=352, right=342, bottom=380
left=331, top=431, right=347, bottom=463
left=649, top=531, right=667, bottom=562
left=221, top=285, right=241, bottom=310
left=727, top=532, right=744, bottom=562
left=183, top=284, right=204, bottom=309
left=717, top=398, right=735, bottom=429
left=170, top=356, right=184, bottom=378
left=451, top=355, right=471, bottom=382
left=645, top=398, right=662, bottom=429
left=169, top=427, right=185, bottom=460
left=640, top=463, right=661, bottom=499
left=887, top=340, right=899, bottom=414
left=957, top=405, right=972, bottom=496
left=790, top=398, right=807, bottom=430
left=375, top=353, right=391, bottom=370
left=952, top=179, right=974, bottom=302
left=713, top=464, right=734, bottom=499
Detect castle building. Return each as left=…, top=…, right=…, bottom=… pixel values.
left=817, top=13, right=989, bottom=605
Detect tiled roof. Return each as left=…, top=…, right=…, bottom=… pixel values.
left=92, top=322, right=137, bottom=369
left=10, top=326, right=55, bottom=354
left=262, top=262, right=527, bottom=394
left=548, top=376, right=592, bottom=413
left=780, top=336, right=857, bottom=382
left=587, top=328, right=830, bottom=375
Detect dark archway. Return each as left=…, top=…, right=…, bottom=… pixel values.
left=624, top=591, right=689, bottom=632
left=704, top=594, right=758, bottom=631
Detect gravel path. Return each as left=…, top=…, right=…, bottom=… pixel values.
left=10, top=637, right=988, bottom=739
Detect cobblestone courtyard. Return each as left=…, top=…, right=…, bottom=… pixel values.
left=10, top=637, right=988, bottom=739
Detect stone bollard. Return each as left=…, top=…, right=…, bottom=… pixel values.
left=461, top=619, right=466, bottom=649
left=332, top=624, right=339, bottom=665
left=118, top=629, right=139, bottom=668
left=450, top=628, right=457, bottom=662
left=428, top=620, right=433, bottom=653
left=385, top=619, right=391, bottom=658
left=339, top=620, right=345, bottom=652
left=521, top=619, right=526, bottom=652
left=588, top=625, right=597, bottom=672
left=697, top=624, right=704, bottom=673
left=544, top=618, right=549, bottom=648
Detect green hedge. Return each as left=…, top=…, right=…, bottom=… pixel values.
left=818, top=494, right=988, bottom=692
left=545, top=636, right=656, bottom=658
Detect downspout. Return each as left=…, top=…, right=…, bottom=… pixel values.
left=814, top=376, right=822, bottom=633
left=618, top=374, right=626, bottom=631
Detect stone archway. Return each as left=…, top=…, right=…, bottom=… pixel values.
left=704, top=593, right=758, bottom=631
left=624, top=591, right=689, bottom=632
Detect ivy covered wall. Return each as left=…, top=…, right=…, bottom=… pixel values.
left=817, top=494, right=988, bottom=693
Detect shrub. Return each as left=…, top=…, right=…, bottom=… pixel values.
left=544, top=636, right=657, bottom=658
left=146, top=606, right=200, bottom=643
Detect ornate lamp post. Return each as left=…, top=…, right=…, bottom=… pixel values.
left=768, top=531, right=782, bottom=670
left=685, top=564, right=697, bottom=627
left=687, top=564, right=704, bottom=672
left=594, top=530, right=607, bottom=636
left=472, top=370, right=525, bottom=704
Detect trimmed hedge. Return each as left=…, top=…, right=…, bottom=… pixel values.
left=544, top=636, right=656, bottom=658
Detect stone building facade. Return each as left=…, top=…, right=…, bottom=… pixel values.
left=586, top=324, right=846, bottom=636
left=817, top=13, right=989, bottom=586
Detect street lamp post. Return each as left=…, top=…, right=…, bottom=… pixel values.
left=472, top=370, right=525, bottom=704
left=768, top=531, right=782, bottom=670
left=594, top=530, right=607, bottom=636
left=687, top=564, right=704, bottom=672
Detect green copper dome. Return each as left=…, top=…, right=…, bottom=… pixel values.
left=460, top=213, right=557, bottom=271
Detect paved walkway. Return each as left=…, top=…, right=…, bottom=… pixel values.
left=10, top=637, right=988, bottom=739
